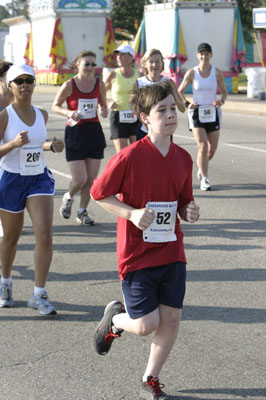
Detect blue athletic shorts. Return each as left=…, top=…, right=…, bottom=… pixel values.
left=121, top=261, right=186, bottom=319
left=0, top=167, right=55, bottom=213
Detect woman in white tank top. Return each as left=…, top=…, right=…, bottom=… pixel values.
left=133, top=48, right=185, bottom=140
left=0, top=64, right=64, bottom=314
left=178, top=43, right=228, bottom=191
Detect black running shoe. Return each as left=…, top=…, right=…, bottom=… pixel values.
left=140, top=376, right=169, bottom=400
left=94, top=300, right=125, bottom=355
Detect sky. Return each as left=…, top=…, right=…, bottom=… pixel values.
left=0, top=1, right=9, bottom=7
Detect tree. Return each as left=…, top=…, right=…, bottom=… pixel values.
left=111, top=0, right=146, bottom=41
left=237, top=0, right=265, bottom=43
left=5, top=0, right=28, bottom=18
left=0, top=5, right=11, bottom=27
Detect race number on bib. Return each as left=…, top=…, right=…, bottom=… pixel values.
left=119, top=110, right=137, bottom=123
left=143, top=201, right=177, bottom=243
left=20, top=145, right=44, bottom=176
left=78, top=98, right=98, bottom=119
left=198, top=105, right=216, bottom=123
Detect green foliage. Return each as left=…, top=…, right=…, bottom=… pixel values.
left=237, top=0, right=266, bottom=43
left=0, top=5, right=11, bottom=26
left=112, top=0, right=146, bottom=40
left=4, top=0, right=28, bottom=18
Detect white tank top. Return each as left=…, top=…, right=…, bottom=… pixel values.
left=137, top=75, right=168, bottom=88
left=0, top=105, right=47, bottom=174
left=192, top=66, right=217, bottom=105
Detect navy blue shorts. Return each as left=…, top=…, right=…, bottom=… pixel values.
left=65, top=121, right=106, bottom=161
left=188, top=107, right=221, bottom=133
left=0, top=167, right=55, bottom=213
left=110, top=111, right=138, bottom=140
left=121, top=261, right=186, bottom=319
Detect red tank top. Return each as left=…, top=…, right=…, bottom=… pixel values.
left=66, top=78, right=100, bottom=124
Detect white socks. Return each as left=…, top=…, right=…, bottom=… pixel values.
left=1, top=276, right=12, bottom=286
left=34, top=286, right=47, bottom=297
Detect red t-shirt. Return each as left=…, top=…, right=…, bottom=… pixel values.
left=90, top=136, right=194, bottom=280
left=66, top=78, right=100, bottom=124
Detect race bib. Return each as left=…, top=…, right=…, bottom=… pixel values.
left=198, top=105, right=216, bottom=123
left=143, top=201, right=177, bottom=243
left=78, top=98, right=98, bottom=119
left=119, top=110, right=137, bottom=123
left=20, top=145, right=44, bottom=176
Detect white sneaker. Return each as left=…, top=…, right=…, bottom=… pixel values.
left=60, top=193, right=74, bottom=219
left=76, top=210, right=95, bottom=226
left=200, top=177, right=211, bottom=191
left=0, top=220, right=3, bottom=237
left=27, top=292, right=57, bottom=315
left=0, top=282, right=14, bottom=308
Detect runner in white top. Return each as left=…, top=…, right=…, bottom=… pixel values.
left=134, top=48, right=185, bottom=140
left=178, top=43, right=228, bottom=191
left=0, top=60, right=13, bottom=238
left=0, top=64, right=64, bottom=314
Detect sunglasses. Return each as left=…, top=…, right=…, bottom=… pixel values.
left=12, top=77, right=35, bottom=85
left=85, top=62, right=97, bottom=67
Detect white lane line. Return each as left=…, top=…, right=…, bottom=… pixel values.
left=221, top=142, right=266, bottom=153
left=174, top=134, right=266, bottom=153
left=50, top=168, right=71, bottom=179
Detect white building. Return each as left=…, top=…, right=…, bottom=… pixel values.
left=3, top=0, right=113, bottom=83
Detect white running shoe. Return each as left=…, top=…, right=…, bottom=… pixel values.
left=27, top=292, right=57, bottom=315
left=60, top=193, right=74, bottom=219
left=0, top=220, right=3, bottom=238
left=200, top=177, right=211, bottom=191
left=76, top=210, right=95, bottom=226
left=0, top=282, right=14, bottom=308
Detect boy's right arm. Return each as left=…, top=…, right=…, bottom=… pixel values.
left=92, top=194, right=155, bottom=231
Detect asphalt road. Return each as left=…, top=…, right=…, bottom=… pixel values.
left=0, top=89, right=266, bottom=400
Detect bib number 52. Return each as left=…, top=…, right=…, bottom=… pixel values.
left=156, top=212, right=171, bottom=225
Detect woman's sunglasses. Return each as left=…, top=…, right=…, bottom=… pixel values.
left=12, top=77, right=35, bottom=85
left=85, top=62, right=97, bottom=67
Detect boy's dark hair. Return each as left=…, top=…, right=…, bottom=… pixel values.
left=0, top=60, right=13, bottom=77
left=130, top=80, right=174, bottom=119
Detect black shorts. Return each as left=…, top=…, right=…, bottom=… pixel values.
left=65, top=121, right=106, bottom=161
left=188, top=107, right=221, bottom=133
left=121, top=261, right=186, bottom=319
left=110, top=111, right=138, bottom=140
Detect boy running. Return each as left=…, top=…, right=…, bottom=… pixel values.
left=90, top=81, right=200, bottom=399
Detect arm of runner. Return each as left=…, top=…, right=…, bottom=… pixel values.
left=168, top=79, right=186, bottom=113
left=179, top=200, right=200, bottom=223
left=213, top=68, right=228, bottom=107
left=0, top=129, right=29, bottom=158
left=52, top=80, right=76, bottom=119
left=104, top=70, right=117, bottom=110
left=91, top=194, right=155, bottom=230
left=99, top=79, right=108, bottom=118
left=178, top=69, right=197, bottom=110
left=43, top=137, right=64, bottom=153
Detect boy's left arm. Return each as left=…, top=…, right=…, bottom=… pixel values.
left=179, top=200, right=200, bottom=223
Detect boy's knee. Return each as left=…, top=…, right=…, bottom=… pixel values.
left=135, top=318, right=159, bottom=336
